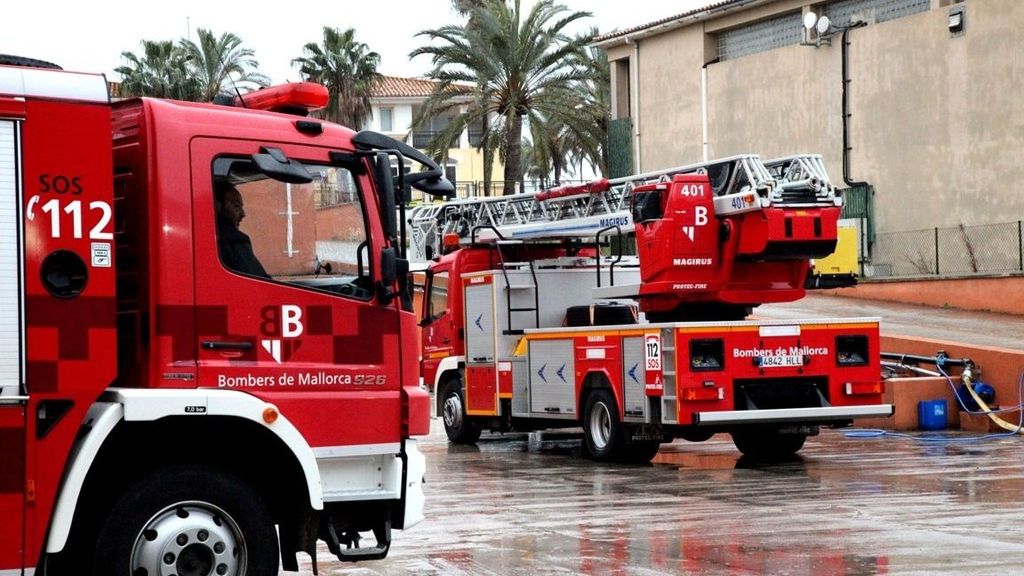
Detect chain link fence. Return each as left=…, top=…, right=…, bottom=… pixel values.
left=867, top=220, right=1024, bottom=278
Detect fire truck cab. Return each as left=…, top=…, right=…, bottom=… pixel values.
left=1, top=60, right=451, bottom=574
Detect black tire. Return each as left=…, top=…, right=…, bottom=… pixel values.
left=581, top=389, right=627, bottom=461
left=0, top=54, right=62, bottom=69
left=441, top=377, right=481, bottom=444
left=565, top=305, right=593, bottom=327
left=730, top=428, right=807, bottom=462
left=92, top=465, right=279, bottom=576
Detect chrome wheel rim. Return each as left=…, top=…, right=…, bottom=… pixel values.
left=443, top=392, right=464, bottom=430
left=131, top=501, right=245, bottom=576
left=589, top=401, right=612, bottom=450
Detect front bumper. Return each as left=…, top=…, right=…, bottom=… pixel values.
left=693, top=404, right=894, bottom=426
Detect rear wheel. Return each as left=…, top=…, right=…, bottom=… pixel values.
left=442, top=377, right=481, bottom=444
left=731, top=428, right=807, bottom=461
left=582, top=389, right=626, bottom=462
left=92, top=466, right=279, bottom=576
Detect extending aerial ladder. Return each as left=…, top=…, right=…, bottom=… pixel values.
left=409, top=154, right=838, bottom=262
left=409, top=154, right=842, bottom=320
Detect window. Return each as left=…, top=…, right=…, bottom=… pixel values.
left=379, top=107, right=393, bottom=132
left=445, top=159, right=457, bottom=186
left=716, top=12, right=804, bottom=61
left=213, top=157, right=373, bottom=299
left=426, top=271, right=449, bottom=322
left=826, top=0, right=930, bottom=27
left=468, top=122, right=485, bottom=148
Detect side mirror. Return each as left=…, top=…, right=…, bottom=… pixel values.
left=374, top=152, right=397, bottom=240
left=406, top=172, right=455, bottom=199
left=379, top=246, right=397, bottom=304
left=352, top=130, right=455, bottom=198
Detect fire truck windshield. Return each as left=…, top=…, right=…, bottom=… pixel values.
left=212, top=157, right=373, bottom=299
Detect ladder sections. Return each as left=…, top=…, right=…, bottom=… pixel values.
left=408, top=154, right=839, bottom=261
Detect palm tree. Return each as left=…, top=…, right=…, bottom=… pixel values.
left=412, top=0, right=594, bottom=195
left=572, top=32, right=611, bottom=176
left=116, top=40, right=201, bottom=100
left=178, top=28, right=269, bottom=102
left=450, top=0, right=486, bottom=14
left=519, top=139, right=550, bottom=188
left=292, top=27, right=382, bottom=129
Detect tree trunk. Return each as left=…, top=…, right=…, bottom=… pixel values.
left=503, top=114, right=523, bottom=196
left=483, top=144, right=493, bottom=197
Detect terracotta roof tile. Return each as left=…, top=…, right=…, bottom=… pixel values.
left=370, top=75, right=472, bottom=98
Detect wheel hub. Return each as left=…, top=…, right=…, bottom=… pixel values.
left=131, top=502, right=244, bottom=576
left=589, top=402, right=612, bottom=449
left=443, top=393, right=464, bottom=429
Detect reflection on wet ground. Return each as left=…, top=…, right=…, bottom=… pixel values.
left=298, top=420, right=1024, bottom=575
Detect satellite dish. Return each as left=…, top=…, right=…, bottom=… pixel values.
left=803, top=12, right=818, bottom=30
left=816, top=15, right=832, bottom=35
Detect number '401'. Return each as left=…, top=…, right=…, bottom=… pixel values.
left=40, top=199, right=113, bottom=240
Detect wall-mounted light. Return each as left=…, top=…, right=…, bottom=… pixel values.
left=948, top=7, right=965, bottom=35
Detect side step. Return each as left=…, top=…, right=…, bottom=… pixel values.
left=319, top=506, right=392, bottom=562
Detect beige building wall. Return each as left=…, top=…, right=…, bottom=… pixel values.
left=604, top=0, right=1024, bottom=234
left=448, top=147, right=504, bottom=186
left=633, top=28, right=708, bottom=169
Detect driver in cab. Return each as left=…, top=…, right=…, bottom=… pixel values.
left=215, top=181, right=270, bottom=279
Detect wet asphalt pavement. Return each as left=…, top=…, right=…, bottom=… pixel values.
left=297, top=419, right=1024, bottom=576
left=757, top=294, right=1024, bottom=352
left=291, top=296, right=1024, bottom=575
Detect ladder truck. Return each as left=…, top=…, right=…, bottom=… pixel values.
left=0, top=57, right=452, bottom=575
left=417, top=155, right=892, bottom=463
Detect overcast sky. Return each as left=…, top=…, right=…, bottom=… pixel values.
left=4, top=1, right=711, bottom=84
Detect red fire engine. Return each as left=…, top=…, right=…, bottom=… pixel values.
left=415, top=155, right=892, bottom=463
left=0, top=56, right=452, bottom=574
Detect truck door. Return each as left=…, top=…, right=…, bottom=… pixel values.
left=2, top=90, right=117, bottom=569
left=0, top=112, right=25, bottom=572
left=191, top=139, right=406, bottom=447
left=420, top=269, right=453, bottom=390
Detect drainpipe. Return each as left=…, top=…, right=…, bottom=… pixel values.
left=841, top=23, right=868, bottom=187
left=701, top=58, right=719, bottom=163
left=840, top=22, right=869, bottom=274
left=626, top=36, right=641, bottom=172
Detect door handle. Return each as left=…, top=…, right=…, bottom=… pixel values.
left=202, top=341, right=254, bottom=351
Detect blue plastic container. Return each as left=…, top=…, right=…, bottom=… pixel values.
left=918, top=399, right=948, bottom=431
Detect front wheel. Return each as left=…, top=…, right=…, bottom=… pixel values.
left=441, top=378, right=481, bottom=444
left=92, top=466, right=279, bottom=576
left=731, top=428, right=807, bottom=462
